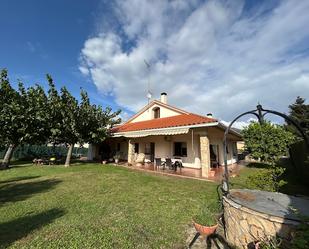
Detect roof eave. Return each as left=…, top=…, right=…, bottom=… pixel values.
left=112, top=122, right=219, bottom=137
left=217, top=122, right=243, bottom=138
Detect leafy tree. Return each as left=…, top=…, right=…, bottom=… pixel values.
left=0, top=70, right=26, bottom=167
left=242, top=121, right=295, bottom=165
left=0, top=69, right=50, bottom=168
left=286, top=96, right=309, bottom=138
left=46, top=75, right=121, bottom=166
left=242, top=121, right=295, bottom=191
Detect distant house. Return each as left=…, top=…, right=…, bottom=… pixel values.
left=88, top=93, right=242, bottom=178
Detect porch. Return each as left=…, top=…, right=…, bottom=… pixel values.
left=88, top=126, right=240, bottom=178
left=114, top=161, right=242, bottom=181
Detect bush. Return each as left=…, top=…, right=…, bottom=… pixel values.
left=246, top=167, right=287, bottom=192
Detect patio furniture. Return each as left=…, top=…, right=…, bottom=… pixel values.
left=165, top=158, right=174, bottom=170
left=155, top=158, right=165, bottom=169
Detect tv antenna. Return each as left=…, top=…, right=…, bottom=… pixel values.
left=144, top=59, right=152, bottom=105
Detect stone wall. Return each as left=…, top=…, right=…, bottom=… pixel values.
left=223, top=196, right=299, bottom=248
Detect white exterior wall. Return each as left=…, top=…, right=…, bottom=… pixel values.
left=131, top=103, right=181, bottom=123
left=88, top=128, right=239, bottom=166
left=207, top=127, right=238, bottom=165
left=129, top=132, right=201, bottom=168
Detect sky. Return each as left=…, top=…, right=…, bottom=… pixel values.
left=1, top=0, right=309, bottom=128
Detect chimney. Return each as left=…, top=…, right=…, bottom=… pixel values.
left=160, top=92, right=167, bottom=104
left=206, top=113, right=213, bottom=118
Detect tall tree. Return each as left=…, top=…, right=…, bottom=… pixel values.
left=0, top=69, right=49, bottom=168
left=59, top=88, right=121, bottom=166
left=0, top=70, right=25, bottom=167
left=286, top=96, right=309, bottom=138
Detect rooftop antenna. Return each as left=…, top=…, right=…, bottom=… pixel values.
left=144, top=59, right=152, bottom=106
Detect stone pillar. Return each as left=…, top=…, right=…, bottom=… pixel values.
left=200, top=135, right=210, bottom=178
left=127, top=140, right=135, bottom=165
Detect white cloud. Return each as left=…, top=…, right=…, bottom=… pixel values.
left=221, top=118, right=257, bottom=130
left=80, top=0, right=309, bottom=122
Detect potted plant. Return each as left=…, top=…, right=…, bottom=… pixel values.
left=193, top=207, right=219, bottom=236
left=113, top=153, right=121, bottom=164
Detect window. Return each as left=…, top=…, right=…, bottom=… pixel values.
left=174, top=142, right=187, bottom=157
left=145, top=143, right=151, bottom=154
left=153, top=107, right=160, bottom=119
left=134, top=143, right=139, bottom=153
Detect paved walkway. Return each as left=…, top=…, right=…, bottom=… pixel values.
left=115, top=162, right=243, bottom=182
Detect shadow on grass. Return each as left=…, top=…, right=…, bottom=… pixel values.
left=0, top=176, right=41, bottom=185
left=0, top=208, right=65, bottom=248
left=0, top=179, right=61, bottom=204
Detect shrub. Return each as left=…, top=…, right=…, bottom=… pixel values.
left=246, top=167, right=287, bottom=192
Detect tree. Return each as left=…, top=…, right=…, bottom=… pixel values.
left=242, top=121, right=295, bottom=165
left=0, top=70, right=26, bottom=168
left=286, top=96, right=309, bottom=138
left=0, top=69, right=50, bottom=168
left=46, top=75, right=121, bottom=166
left=242, top=121, right=295, bottom=191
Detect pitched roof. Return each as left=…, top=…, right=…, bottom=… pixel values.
left=112, top=113, right=218, bottom=133
left=124, top=100, right=189, bottom=124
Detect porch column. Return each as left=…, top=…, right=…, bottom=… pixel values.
left=200, top=135, right=210, bottom=178
left=127, top=139, right=134, bottom=165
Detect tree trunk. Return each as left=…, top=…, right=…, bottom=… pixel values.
left=64, top=143, right=74, bottom=167
left=1, top=144, right=15, bottom=169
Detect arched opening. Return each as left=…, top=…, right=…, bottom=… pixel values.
left=152, top=107, right=160, bottom=119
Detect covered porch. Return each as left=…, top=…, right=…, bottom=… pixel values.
left=116, top=161, right=242, bottom=181
left=88, top=126, right=241, bottom=178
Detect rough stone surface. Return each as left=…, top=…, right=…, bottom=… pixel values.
left=127, top=140, right=134, bottom=164
left=200, top=135, right=210, bottom=178
left=222, top=189, right=309, bottom=249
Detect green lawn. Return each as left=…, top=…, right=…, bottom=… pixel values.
left=0, top=163, right=219, bottom=249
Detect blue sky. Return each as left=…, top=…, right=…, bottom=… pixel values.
left=0, top=0, right=121, bottom=111
left=1, top=0, right=309, bottom=127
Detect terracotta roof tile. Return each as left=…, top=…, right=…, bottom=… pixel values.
left=112, top=113, right=217, bottom=133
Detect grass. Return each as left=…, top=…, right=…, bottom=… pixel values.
left=0, top=162, right=219, bottom=249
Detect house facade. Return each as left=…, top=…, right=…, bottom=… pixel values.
left=87, top=93, right=242, bottom=178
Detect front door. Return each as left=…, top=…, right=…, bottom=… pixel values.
left=150, top=143, right=155, bottom=162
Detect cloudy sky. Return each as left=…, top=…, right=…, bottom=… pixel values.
left=1, top=0, right=309, bottom=127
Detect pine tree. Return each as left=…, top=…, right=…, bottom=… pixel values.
left=287, top=96, right=309, bottom=138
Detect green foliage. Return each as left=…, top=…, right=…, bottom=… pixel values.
left=242, top=121, right=295, bottom=165
left=257, top=236, right=282, bottom=249
left=286, top=96, right=309, bottom=138
left=291, top=221, right=309, bottom=249
left=193, top=201, right=220, bottom=226
left=0, top=69, right=120, bottom=166
left=246, top=167, right=287, bottom=192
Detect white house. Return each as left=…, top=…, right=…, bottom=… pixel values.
left=88, top=93, right=242, bottom=178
